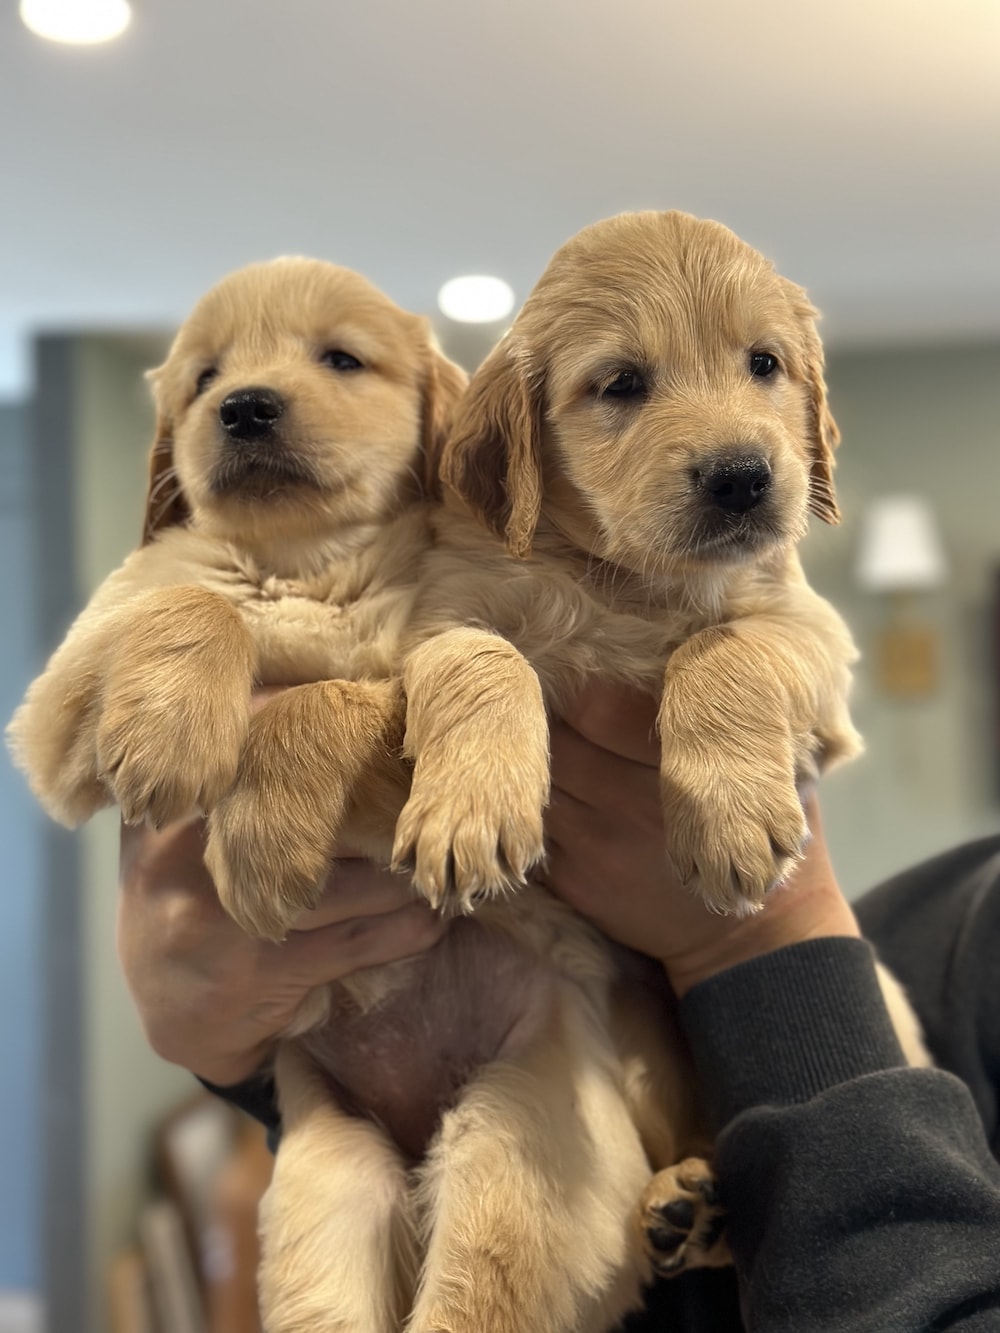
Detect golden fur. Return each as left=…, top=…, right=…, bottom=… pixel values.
left=382, top=209, right=931, bottom=1324
left=397, top=210, right=863, bottom=920
left=8, top=257, right=704, bottom=1333
left=7, top=226, right=928, bottom=1333
left=7, top=257, right=464, bottom=936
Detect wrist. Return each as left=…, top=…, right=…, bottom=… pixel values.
left=663, top=874, right=860, bottom=998
left=192, top=1041, right=275, bottom=1089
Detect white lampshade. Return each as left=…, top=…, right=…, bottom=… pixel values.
left=855, top=495, right=947, bottom=592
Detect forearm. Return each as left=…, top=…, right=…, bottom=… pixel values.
left=680, top=938, right=1000, bottom=1330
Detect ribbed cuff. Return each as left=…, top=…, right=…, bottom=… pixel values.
left=679, top=936, right=908, bottom=1130
left=197, top=1069, right=281, bottom=1140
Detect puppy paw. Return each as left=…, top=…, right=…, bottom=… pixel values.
left=205, top=706, right=356, bottom=941
left=661, top=743, right=808, bottom=914
left=97, top=691, right=249, bottom=828
left=96, top=586, right=256, bottom=827
left=207, top=680, right=407, bottom=940
left=206, top=781, right=336, bottom=942
left=637, top=1158, right=729, bottom=1278
left=392, top=780, right=545, bottom=914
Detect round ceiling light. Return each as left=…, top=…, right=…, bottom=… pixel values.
left=20, top=0, right=132, bottom=44
left=437, top=275, right=515, bottom=324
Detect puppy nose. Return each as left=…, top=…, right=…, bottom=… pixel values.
left=696, top=455, right=772, bottom=514
left=219, top=387, right=285, bottom=441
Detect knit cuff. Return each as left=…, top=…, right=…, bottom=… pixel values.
left=679, top=936, right=908, bottom=1130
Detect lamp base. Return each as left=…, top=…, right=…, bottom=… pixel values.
left=877, top=622, right=938, bottom=698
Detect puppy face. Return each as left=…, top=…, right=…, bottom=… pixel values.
left=443, top=211, right=839, bottom=576
left=145, top=258, right=466, bottom=549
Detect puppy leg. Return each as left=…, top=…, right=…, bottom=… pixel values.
left=875, top=961, right=933, bottom=1067
left=259, top=1041, right=417, bottom=1333
left=407, top=984, right=650, bottom=1333
left=205, top=679, right=409, bottom=940
left=393, top=628, right=549, bottom=913
left=8, top=647, right=111, bottom=826
left=658, top=626, right=810, bottom=914
left=97, top=586, right=256, bottom=827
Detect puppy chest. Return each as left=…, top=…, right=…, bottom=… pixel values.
left=238, top=590, right=407, bottom=685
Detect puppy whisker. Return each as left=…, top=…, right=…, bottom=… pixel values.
left=145, top=468, right=185, bottom=532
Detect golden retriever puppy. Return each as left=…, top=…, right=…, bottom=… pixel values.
left=386, top=208, right=931, bottom=1320
left=396, top=209, right=861, bottom=917
left=8, top=257, right=464, bottom=941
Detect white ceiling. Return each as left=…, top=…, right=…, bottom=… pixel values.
left=1, top=0, right=999, bottom=397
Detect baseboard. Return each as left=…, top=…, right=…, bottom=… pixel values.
left=0, top=1293, right=43, bottom=1333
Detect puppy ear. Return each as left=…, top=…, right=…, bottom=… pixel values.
left=439, top=337, right=543, bottom=558
left=419, top=343, right=470, bottom=496
left=787, top=284, right=841, bottom=525
left=141, top=368, right=191, bottom=545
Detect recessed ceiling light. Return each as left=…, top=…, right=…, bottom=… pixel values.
left=20, top=0, right=132, bottom=44
left=437, top=275, right=515, bottom=324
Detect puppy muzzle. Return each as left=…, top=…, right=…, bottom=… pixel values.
left=685, top=452, right=782, bottom=559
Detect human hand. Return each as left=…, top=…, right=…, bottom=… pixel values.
left=118, top=818, right=446, bottom=1086
left=545, top=684, right=860, bottom=997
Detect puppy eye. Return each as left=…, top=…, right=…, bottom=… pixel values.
left=749, top=351, right=780, bottom=379
left=195, top=367, right=218, bottom=396
left=321, top=350, right=364, bottom=372
left=601, top=370, right=646, bottom=400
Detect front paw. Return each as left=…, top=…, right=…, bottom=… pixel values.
left=206, top=792, right=332, bottom=942
left=205, top=741, right=346, bottom=943
left=96, top=587, right=256, bottom=826
left=206, top=681, right=406, bottom=941
left=392, top=779, right=546, bottom=914
left=660, top=743, right=808, bottom=914
left=98, top=692, right=249, bottom=827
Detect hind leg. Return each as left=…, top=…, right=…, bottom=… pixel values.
left=636, top=1158, right=729, bottom=1278
left=407, top=984, right=650, bottom=1333
left=260, top=1041, right=417, bottom=1333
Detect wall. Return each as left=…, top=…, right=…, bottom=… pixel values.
left=802, top=339, right=1000, bottom=894
left=0, top=401, right=42, bottom=1299
left=28, top=334, right=193, bottom=1333
left=73, top=337, right=195, bottom=1332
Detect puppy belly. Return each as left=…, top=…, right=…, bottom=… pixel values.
left=300, top=919, right=557, bottom=1160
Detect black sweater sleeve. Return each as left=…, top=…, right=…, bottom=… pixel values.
left=201, top=839, right=1000, bottom=1331
left=676, top=923, right=1000, bottom=1331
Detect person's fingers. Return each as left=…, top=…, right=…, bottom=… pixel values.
left=120, top=817, right=209, bottom=893
left=280, top=900, right=447, bottom=986
left=549, top=719, right=663, bottom=834
left=290, top=861, right=421, bottom=930
left=558, top=683, right=660, bottom=766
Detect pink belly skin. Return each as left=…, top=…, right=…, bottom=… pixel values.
left=300, top=917, right=559, bottom=1159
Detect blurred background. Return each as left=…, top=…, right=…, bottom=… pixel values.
left=1, top=1, right=998, bottom=1329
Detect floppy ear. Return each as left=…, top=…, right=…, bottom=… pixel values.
left=141, top=369, right=191, bottom=546
left=787, top=284, right=841, bottom=525
left=439, top=337, right=544, bottom=558
left=419, top=344, right=470, bottom=496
